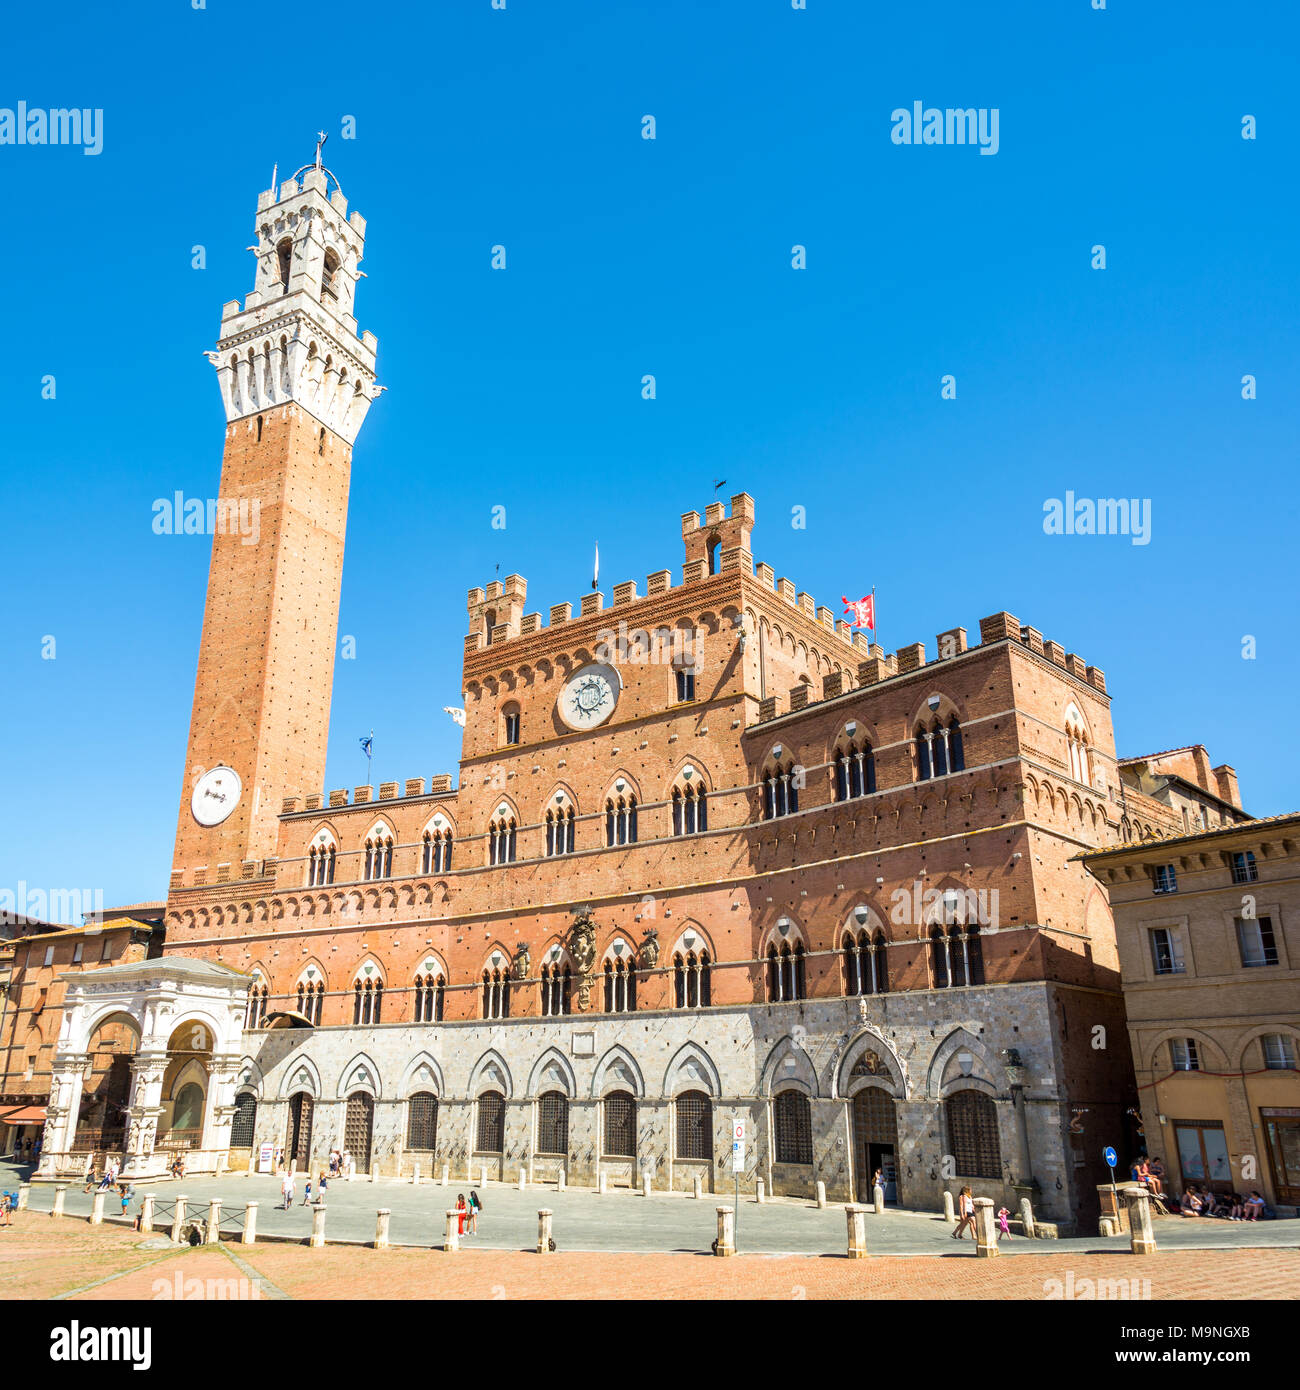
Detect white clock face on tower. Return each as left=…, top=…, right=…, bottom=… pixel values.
left=557, top=662, right=622, bottom=731
left=191, top=765, right=242, bottom=827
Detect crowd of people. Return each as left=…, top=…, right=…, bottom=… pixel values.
left=1131, top=1153, right=1270, bottom=1220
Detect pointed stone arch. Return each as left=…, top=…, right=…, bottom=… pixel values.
left=759, top=1033, right=820, bottom=1099
left=338, top=1050, right=383, bottom=1099
left=834, top=1029, right=907, bottom=1100
left=399, top=1051, right=446, bottom=1097
left=527, top=1046, right=578, bottom=1097
left=278, top=1054, right=323, bottom=1100
left=926, top=1027, right=1001, bottom=1100
left=663, top=1042, right=722, bottom=1097
left=591, top=1043, right=645, bottom=1099
left=469, top=1047, right=514, bottom=1098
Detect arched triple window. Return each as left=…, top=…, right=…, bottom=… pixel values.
left=353, top=976, right=383, bottom=1025
left=675, top=1091, right=713, bottom=1160
left=414, top=972, right=445, bottom=1022
left=603, top=956, right=637, bottom=1013
left=766, top=940, right=806, bottom=1002
left=1065, top=704, right=1092, bottom=787
left=296, top=979, right=325, bottom=1025
left=546, top=804, right=576, bottom=857
left=929, top=919, right=985, bottom=989
left=422, top=828, right=453, bottom=874
left=672, top=781, right=708, bottom=836
left=245, top=981, right=269, bottom=1029
left=834, top=740, right=876, bottom=800
left=540, top=961, right=572, bottom=1017
left=602, top=1090, right=636, bottom=1158
left=537, top=1091, right=569, bottom=1156
left=488, top=814, right=517, bottom=865
left=673, top=950, right=712, bottom=1008
left=774, top=1090, right=813, bottom=1165
left=842, top=929, right=889, bottom=996
left=945, top=1089, right=1002, bottom=1178
left=762, top=759, right=800, bottom=819
left=482, top=967, right=511, bottom=1020
left=605, top=794, right=639, bottom=846
left=307, top=839, right=336, bottom=886
left=915, top=715, right=965, bottom=780
left=364, top=831, right=393, bottom=880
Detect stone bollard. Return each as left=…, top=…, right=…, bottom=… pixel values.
left=692, top=1176, right=703, bottom=1200
left=375, top=1209, right=391, bottom=1250
left=598, top=1172, right=607, bottom=1195
left=17, top=1183, right=30, bottom=1211
left=815, top=1180, right=826, bottom=1210
left=1099, top=1216, right=1116, bottom=1238
left=537, top=1208, right=553, bottom=1254
left=441, top=1164, right=449, bottom=1186
left=518, top=1169, right=527, bottom=1191
left=1124, top=1188, right=1158, bottom=1256
left=755, top=1179, right=765, bottom=1204
left=242, top=1202, right=258, bottom=1245
left=310, top=1205, right=326, bottom=1248
left=942, top=1190, right=955, bottom=1224
left=412, top=1163, right=420, bottom=1185
left=171, top=1196, right=189, bottom=1243
left=207, top=1199, right=222, bottom=1243
left=51, top=1185, right=67, bottom=1218
left=347, top=1164, right=354, bottom=1182
left=480, top=1165, right=488, bottom=1187
left=641, top=1171, right=652, bottom=1198
left=714, top=1205, right=736, bottom=1257
left=370, top=1165, right=378, bottom=1184
left=140, top=1193, right=155, bottom=1233
left=872, top=1185, right=885, bottom=1215
left=1019, top=1196, right=1036, bottom=1239
left=90, top=1190, right=107, bottom=1225
left=973, top=1198, right=999, bottom=1257
left=557, top=1170, right=566, bottom=1192
left=845, top=1204, right=869, bottom=1259
left=443, top=1209, right=460, bottom=1253
left=395, top=1155, right=404, bottom=1180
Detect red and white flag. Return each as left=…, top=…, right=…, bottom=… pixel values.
left=842, top=593, right=875, bottom=631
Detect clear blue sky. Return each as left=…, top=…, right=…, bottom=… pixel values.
left=1, top=1, right=1296, bottom=912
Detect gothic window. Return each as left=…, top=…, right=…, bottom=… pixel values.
left=482, top=967, right=511, bottom=1020
left=488, top=815, right=517, bottom=865
left=414, top=972, right=445, bottom=1022
left=929, top=926, right=949, bottom=988
left=422, top=829, right=453, bottom=874
left=603, top=1091, right=636, bottom=1158
left=1065, top=704, right=1092, bottom=787
left=407, top=1092, right=439, bottom=1151
left=603, top=957, right=637, bottom=1013
left=476, top=1091, right=505, bottom=1153
left=774, top=1090, right=813, bottom=1165
left=834, top=740, right=876, bottom=800
left=675, top=1091, right=713, bottom=1161
left=843, top=929, right=888, bottom=997
left=502, top=703, right=521, bottom=746
left=296, top=980, right=324, bottom=1025
left=675, top=665, right=696, bottom=702
left=762, top=759, right=800, bottom=819
left=605, top=794, right=638, bottom=846
left=321, top=248, right=339, bottom=301
left=945, top=1090, right=1001, bottom=1178
left=540, top=962, right=572, bottom=1017
left=915, top=714, right=964, bottom=781
left=230, top=1092, right=258, bottom=1148
left=765, top=940, right=806, bottom=1002
left=673, top=950, right=712, bottom=1008
left=546, top=805, right=576, bottom=857
left=672, top=781, right=708, bottom=836
left=364, top=832, right=393, bottom=881
left=245, top=982, right=269, bottom=1029
left=307, top=839, right=336, bottom=887
left=537, top=1091, right=569, bottom=1156
left=276, top=238, right=292, bottom=292
left=353, top=977, right=383, bottom=1025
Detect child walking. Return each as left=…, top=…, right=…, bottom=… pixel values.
left=997, top=1206, right=1013, bottom=1241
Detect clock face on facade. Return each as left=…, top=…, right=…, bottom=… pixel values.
left=191, top=765, right=242, bottom=826
left=557, top=662, right=622, bottom=731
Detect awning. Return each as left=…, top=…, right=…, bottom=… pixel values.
left=0, top=1106, right=47, bottom=1125
left=263, top=1010, right=315, bottom=1030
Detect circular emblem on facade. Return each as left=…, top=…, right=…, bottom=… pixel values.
left=191, top=765, right=242, bottom=827
left=557, top=662, right=622, bottom=731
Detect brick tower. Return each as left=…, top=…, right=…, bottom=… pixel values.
left=172, top=153, right=380, bottom=877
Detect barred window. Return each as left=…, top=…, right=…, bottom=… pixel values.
left=537, top=1091, right=569, bottom=1156
left=476, top=1091, right=505, bottom=1153
left=407, top=1092, right=439, bottom=1151
left=774, top=1090, right=813, bottom=1165
left=675, top=1091, right=712, bottom=1161
left=945, top=1089, right=1001, bottom=1178
left=414, top=973, right=445, bottom=1023
left=230, top=1092, right=257, bottom=1148
left=603, top=1090, right=636, bottom=1158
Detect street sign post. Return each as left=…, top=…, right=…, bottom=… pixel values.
left=732, top=1120, right=746, bottom=1241
left=1104, top=1145, right=1119, bottom=1209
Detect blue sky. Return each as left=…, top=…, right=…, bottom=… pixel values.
left=1, top=1, right=1296, bottom=912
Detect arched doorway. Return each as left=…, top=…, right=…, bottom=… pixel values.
left=73, top=1013, right=140, bottom=1157
left=287, top=1092, right=314, bottom=1169
left=344, top=1092, right=374, bottom=1171
left=851, top=1085, right=899, bottom=1203
left=158, top=1022, right=212, bottom=1154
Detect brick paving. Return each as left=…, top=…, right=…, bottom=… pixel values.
left=3, top=1214, right=1297, bottom=1301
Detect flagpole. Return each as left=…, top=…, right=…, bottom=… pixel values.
left=872, top=586, right=877, bottom=654
left=366, top=728, right=373, bottom=785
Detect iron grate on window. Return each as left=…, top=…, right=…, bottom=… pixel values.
left=675, top=1091, right=713, bottom=1161
left=603, top=1091, right=637, bottom=1158
left=537, top=1092, right=569, bottom=1156
left=476, top=1091, right=505, bottom=1154
left=407, top=1092, right=439, bottom=1151
left=945, top=1089, right=1001, bottom=1179
left=774, top=1090, right=813, bottom=1164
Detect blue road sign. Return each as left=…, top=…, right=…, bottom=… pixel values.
left=1103, top=1146, right=1118, bottom=1168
